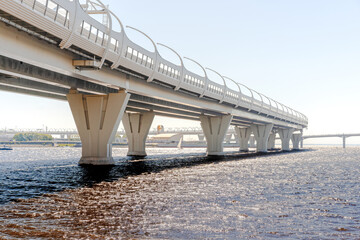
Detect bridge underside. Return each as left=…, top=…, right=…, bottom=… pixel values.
left=0, top=55, right=291, bottom=128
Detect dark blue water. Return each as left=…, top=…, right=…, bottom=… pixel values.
left=0, top=146, right=359, bottom=239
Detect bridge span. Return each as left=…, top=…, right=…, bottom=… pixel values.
left=0, top=0, right=307, bottom=165
left=303, top=134, right=360, bottom=148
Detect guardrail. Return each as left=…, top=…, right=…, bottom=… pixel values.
left=0, top=0, right=308, bottom=126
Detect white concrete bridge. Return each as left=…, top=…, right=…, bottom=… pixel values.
left=0, top=0, right=307, bottom=165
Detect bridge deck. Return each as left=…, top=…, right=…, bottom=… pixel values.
left=0, top=0, right=307, bottom=129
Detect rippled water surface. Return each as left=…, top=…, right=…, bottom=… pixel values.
left=0, top=146, right=359, bottom=239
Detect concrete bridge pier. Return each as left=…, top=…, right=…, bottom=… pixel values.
left=200, top=115, right=233, bottom=156
left=278, top=128, right=294, bottom=151
left=122, top=111, right=155, bottom=156
left=67, top=89, right=130, bottom=165
left=235, top=127, right=251, bottom=152
left=249, top=135, right=256, bottom=148
left=250, top=124, right=274, bottom=152
left=267, top=132, right=276, bottom=150
left=291, top=133, right=302, bottom=150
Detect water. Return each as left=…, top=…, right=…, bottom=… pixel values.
left=0, top=146, right=359, bottom=239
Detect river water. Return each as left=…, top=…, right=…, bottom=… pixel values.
left=0, top=146, right=359, bottom=239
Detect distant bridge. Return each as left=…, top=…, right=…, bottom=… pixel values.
left=0, top=127, right=208, bottom=136
left=302, top=133, right=360, bottom=148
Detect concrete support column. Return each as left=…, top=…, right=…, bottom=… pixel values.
left=267, top=132, right=276, bottom=150
left=235, top=127, right=251, bottom=152
left=122, top=111, right=155, bottom=156
left=278, top=128, right=294, bottom=151
left=67, top=89, right=130, bottom=165
left=200, top=115, right=233, bottom=156
left=250, top=124, right=274, bottom=152
left=249, top=135, right=256, bottom=148
left=291, top=133, right=302, bottom=150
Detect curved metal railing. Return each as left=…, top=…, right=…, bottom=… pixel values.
left=0, top=0, right=308, bottom=126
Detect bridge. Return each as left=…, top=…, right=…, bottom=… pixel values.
left=303, top=134, right=360, bottom=148
left=0, top=0, right=307, bottom=165
left=0, top=127, right=207, bottom=136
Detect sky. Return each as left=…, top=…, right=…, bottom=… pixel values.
left=1, top=0, right=360, bottom=144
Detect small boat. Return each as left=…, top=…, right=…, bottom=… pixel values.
left=0, top=145, right=13, bottom=150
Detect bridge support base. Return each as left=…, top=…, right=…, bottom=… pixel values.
left=235, top=127, right=251, bottom=152
left=278, top=128, right=294, bottom=151
left=250, top=124, right=273, bottom=152
left=267, top=132, right=276, bottom=150
left=200, top=115, right=233, bottom=156
left=67, top=89, right=130, bottom=165
left=122, top=111, right=155, bottom=157
left=291, top=133, right=302, bottom=150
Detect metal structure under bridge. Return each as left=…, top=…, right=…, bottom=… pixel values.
left=0, top=0, right=307, bottom=165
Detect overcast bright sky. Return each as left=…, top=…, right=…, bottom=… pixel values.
left=1, top=0, right=360, bottom=143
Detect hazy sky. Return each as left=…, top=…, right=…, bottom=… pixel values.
left=1, top=0, right=360, bottom=143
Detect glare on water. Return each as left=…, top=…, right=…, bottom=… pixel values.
left=0, top=146, right=359, bottom=239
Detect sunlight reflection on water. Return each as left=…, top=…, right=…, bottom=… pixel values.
left=0, top=146, right=359, bottom=239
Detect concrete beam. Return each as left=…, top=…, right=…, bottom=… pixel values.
left=0, top=83, right=66, bottom=100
